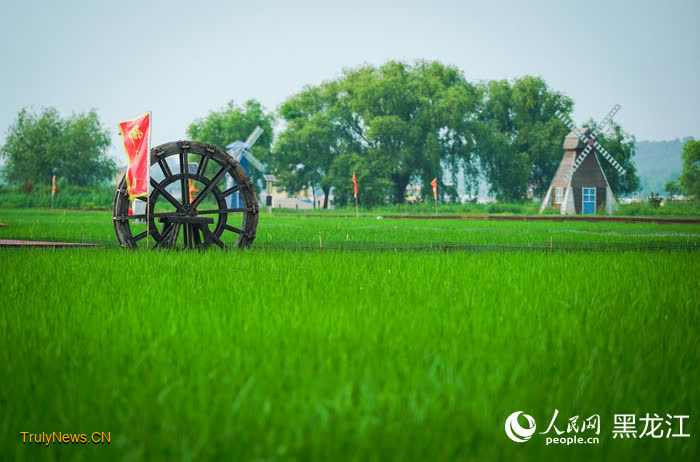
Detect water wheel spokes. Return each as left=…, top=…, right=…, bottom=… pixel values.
left=113, top=140, right=259, bottom=249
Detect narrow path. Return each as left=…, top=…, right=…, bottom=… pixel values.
left=0, top=239, right=102, bottom=248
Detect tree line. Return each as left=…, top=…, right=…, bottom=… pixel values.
left=1, top=108, right=114, bottom=190
left=189, top=61, right=641, bottom=206
left=7, top=60, right=698, bottom=203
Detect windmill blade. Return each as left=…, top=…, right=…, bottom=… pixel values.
left=226, top=127, right=264, bottom=158
left=597, top=104, right=621, bottom=132
left=555, top=110, right=589, bottom=144
left=226, top=141, right=246, bottom=159
left=570, top=144, right=594, bottom=174
left=242, top=150, right=265, bottom=171
left=592, top=140, right=627, bottom=175
left=554, top=110, right=576, bottom=131
left=244, top=126, right=264, bottom=149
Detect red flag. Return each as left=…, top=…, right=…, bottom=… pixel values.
left=351, top=172, right=358, bottom=198
left=119, top=112, right=151, bottom=200
left=51, top=175, right=56, bottom=197
left=431, top=178, right=438, bottom=200
left=189, top=179, right=199, bottom=205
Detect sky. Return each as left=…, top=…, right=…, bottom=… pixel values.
left=0, top=0, right=698, bottom=164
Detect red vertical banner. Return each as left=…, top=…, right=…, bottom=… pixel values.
left=352, top=172, right=358, bottom=198
left=51, top=175, right=56, bottom=196
left=118, top=112, right=151, bottom=200
left=189, top=179, right=199, bottom=206
left=431, top=178, right=438, bottom=200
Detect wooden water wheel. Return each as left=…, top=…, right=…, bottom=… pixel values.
left=113, top=141, right=259, bottom=249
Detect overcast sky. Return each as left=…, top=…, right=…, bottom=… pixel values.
left=1, top=0, right=697, bottom=163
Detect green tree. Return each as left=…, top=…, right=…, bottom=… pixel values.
left=328, top=152, right=394, bottom=207
left=587, top=121, right=640, bottom=196
left=61, top=111, right=114, bottom=186
left=272, top=83, right=346, bottom=208
left=337, top=61, right=481, bottom=203
left=187, top=100, right=275, bottom=186
left=1, top=107, right=114, bottom=187
left=665, top=179, right=682, bottom=196
left=475, top=76, right=573, bottom=201
left=679, top=139, right=700, bottom=199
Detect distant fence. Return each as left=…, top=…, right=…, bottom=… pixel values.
left=383, top=215, right=700, bottom=224
left=273, top=214, right=700, bottom=224
left=253, top=240, right=699, bottom=253
left=2, top=238, right=697, bottom=253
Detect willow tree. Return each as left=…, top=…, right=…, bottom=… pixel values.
left=475, top=76, right=574, bottom=201
left=337, top=61, right=481, bottom=203
left=272, top=82, right=347, bottom=209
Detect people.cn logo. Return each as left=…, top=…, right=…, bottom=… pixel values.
left=505, top=411, right=537, bottom=442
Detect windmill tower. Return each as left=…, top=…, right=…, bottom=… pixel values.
left=539, top=105, right=627, bottom=215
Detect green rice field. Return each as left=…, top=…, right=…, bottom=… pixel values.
left=1, top=209, right=698, bottom=461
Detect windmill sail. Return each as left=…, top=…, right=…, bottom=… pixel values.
left=226, top=126, right=265, bottom=171
left=597, top=104, right=620, bottom=132
left=245, top=126, right=263, bottom=148
left=555, top=107, right=626, bottom=176
left=571, top=144, right=594, bottom=172
left=592, top=140, right=626, bottom=175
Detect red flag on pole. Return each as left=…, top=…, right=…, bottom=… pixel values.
left=189, top=179, right=199, bottom=205
left=119, top=112, right=151, bottom=200
left=51, top=175, right=56, bottom=196
left=431, top=178, right=438, bottom=200
left=352, top=172, right=358, bottom=198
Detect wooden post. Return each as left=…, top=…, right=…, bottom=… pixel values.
left=146, top=195, right=150, bottom=249
left=354, top=196, right=358, bottom=217
left=266, top=178, right=273, bottom=213
left=318, top=231, right=323, bottom=249
left=146, top=111, right=152, bottom=250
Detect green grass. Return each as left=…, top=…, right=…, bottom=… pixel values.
left=0, top=185, right=115, bottom=210
left=2, top=208, right=699, bottom=247
left=0, top=209, right=698, bottom=461
left=3, top=183, right=699, bottom=218
left=266, top=199, right=700, bottom=218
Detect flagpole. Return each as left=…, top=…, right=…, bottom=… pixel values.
left=431, top=178, right=438, bottom=214
left=352, top=172, right=358, bottom=217
left=146, top=111, right=151, bottom=250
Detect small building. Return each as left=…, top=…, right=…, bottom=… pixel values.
left=540, top=128, right=619, bottom=215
